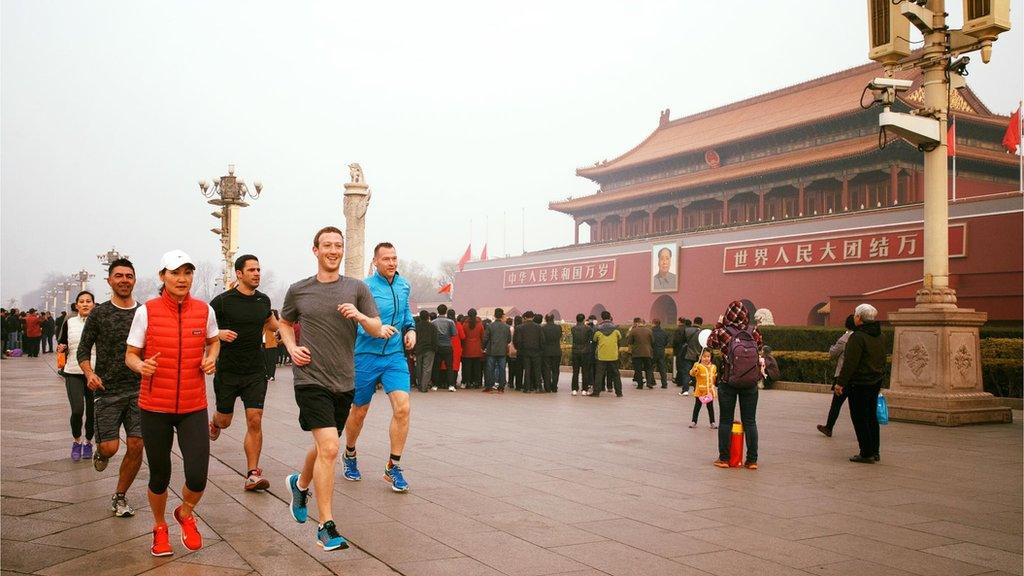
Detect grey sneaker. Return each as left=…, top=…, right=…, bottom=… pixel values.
left=111, top=494, right=135, bottom=517
left=93, top=450, right=109, bottom=472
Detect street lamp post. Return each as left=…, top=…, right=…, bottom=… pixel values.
left=58, top=281, right=72, bottom=314
left=71, top=269, right=94, bottom=293
left=200, top=164, right=262, bottom=291
left=97, top=247, right=129, bottom=272
left=865, top=0, right=1011, bottom=425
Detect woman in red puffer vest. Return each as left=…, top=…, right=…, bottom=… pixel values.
left=126, top=250, right=220, bottom=558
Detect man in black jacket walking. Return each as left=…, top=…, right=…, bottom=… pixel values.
left=834, top=303, right=886, bottom=464
left=513, top=311, right=545, bottom=393
left=542, top=314, right=562, bottom=393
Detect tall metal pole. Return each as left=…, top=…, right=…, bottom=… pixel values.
left=920, top=0, right=951, bottom=302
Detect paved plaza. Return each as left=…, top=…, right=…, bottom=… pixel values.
left=1, top=356, right=1021, bottom=576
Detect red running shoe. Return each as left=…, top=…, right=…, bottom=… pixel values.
left=151, top=525, right=173, bottom=557
left=173, top=506, right=203, bottom=551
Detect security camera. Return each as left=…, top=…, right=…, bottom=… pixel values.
left=880, top=110, right=940, bottom=149
left=948, top=56, right=970, bottom=77
left=868, top=77, right=914, bottom=92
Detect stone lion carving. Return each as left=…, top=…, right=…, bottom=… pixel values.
left=753, top=308, right=775, bottom=326
left=348, top=163, right=364, bottom=184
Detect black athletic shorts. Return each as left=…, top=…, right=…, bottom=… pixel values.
left=293, top=385, right=354, bottom=434
left=95, top=392, right=143, bottom=443
left=214, top=371, right=268, bottom=414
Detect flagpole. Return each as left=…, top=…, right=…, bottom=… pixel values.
left=952, top=115, right=957, bottom=201
left=521, top=207, right=525, bottom=254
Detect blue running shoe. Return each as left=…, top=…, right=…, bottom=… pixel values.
left=342, top=454, right=361, bottom=481
left=287, top=473, right=309, bottom=523
left=316, top=520, right=349, bottom=551
left=383, top=463, right=409, bottom=492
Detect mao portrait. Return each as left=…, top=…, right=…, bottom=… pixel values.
left=651, top=243, right=678, bottom=292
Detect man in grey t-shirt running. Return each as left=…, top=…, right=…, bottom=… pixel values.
left=280, top=226, right=391, bottom=552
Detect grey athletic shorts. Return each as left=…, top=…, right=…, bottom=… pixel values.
left=94, top=392, right=142, bottom=443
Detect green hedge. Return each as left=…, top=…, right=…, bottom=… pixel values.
left=980, top=339, right=1023, bottom=360
left=759, top=325, right=1022, bottom=353
left=773, top=350, right=1022, bottom=398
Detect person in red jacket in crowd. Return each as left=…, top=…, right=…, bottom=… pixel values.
left=126, top=250, right=220, bottom=557
left=460, top=309, right=485, bottom=388
left=449, top=309, right=465, bottom=386
left=23, top=309, right=42, bottom=357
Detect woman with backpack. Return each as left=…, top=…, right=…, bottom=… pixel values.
left=706, top=301, right=763, bottom=470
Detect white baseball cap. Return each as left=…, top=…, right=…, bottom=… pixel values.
left=160, top=249, right=194, bottom=271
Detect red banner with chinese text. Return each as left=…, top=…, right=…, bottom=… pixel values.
left=503, top=258, right=617, bottom=289
left=722, top=225, right=966, bottom=273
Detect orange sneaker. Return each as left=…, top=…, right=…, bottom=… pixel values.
left=173, top=506, right=203, bottom=551
left=713, top=460, right=730, bottom=469
left=744, top=461, right=759, bottom=470
left=151, top=524, right=173, bottom=557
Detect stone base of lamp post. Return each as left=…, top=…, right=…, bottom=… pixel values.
left=887, top=295, right=1012, bottom=426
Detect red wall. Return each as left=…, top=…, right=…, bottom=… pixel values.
left=455, top=211, right=1022, bottom=326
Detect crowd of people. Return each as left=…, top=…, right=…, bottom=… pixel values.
left=1, top=307, right=63, bottom=357
left=4, top=224, right=890, bottom=558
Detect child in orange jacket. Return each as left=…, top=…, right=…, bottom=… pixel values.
left=688, top=349, right=718, bottom=429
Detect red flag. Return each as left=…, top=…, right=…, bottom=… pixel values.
left=480, top=244, right=488, bottom=261
left=457, top=244, right=472, bottom=272
left=1003, top=106, right=1021, bottom=154
left=437, top=283, right=452, bottom=294
left=947, top=115, right=956, bottom=157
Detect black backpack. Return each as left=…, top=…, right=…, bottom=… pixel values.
left=724, top=326, right=760, bottom=388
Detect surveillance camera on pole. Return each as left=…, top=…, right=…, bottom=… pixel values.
left=863, top=0, right=1013, bottom=425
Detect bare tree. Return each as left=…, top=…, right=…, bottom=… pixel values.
left=438, top=260, right=457, bottom=289
left=399, top=260, right=441, bottom=304
left=192, top=261, right=219, bottom=301
left=134, top=277, right=161, bottom=303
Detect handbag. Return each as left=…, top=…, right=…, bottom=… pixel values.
left=56, top=350, right=67, bottom=370
left=876, top=394, right=889, bottom=425
left=698, top=393, right=714, bottom=405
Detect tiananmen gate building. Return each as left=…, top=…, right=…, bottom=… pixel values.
left=455, top=60, right=1022, bottom=326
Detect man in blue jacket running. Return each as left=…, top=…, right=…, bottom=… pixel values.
left=342, top=242, right=416, bottom=492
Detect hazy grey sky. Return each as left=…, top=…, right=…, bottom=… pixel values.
left=3, top=1, right=1021, bottom=306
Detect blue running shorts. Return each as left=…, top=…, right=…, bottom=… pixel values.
left=354, top=352, right=410, bottom=406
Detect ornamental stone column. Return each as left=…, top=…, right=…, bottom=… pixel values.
left=343, top=163, right=372, bottom=279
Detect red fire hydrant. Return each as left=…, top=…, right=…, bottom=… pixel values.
left=729, top=422, right=744, bottom=468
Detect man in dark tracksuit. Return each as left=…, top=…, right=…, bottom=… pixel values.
left=651, top=319, right=670, bottom=388
left=834, top=303, right=886, bottom=464
left=570, top=314, right=593, bottom=395
left=542, top=314, right=562, bottom=393
left=512, top=311, right=545, bottom=393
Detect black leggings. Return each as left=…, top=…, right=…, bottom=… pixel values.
left=141, top=409, right=209, bottom=494
left=64, top=374, right=95, bottom=441
left=692, top=399, right=715, bottom=424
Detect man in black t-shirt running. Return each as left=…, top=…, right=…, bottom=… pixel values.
left=209, top=255, right=278, bottom=492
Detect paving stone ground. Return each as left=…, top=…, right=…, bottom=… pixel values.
left=1, top=355, right=1021, bottom=576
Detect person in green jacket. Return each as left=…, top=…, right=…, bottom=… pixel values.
left=590, top=311, right=623, bottom=397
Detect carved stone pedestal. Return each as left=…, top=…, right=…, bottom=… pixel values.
left=888, top=298, right=1012, bottom=426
